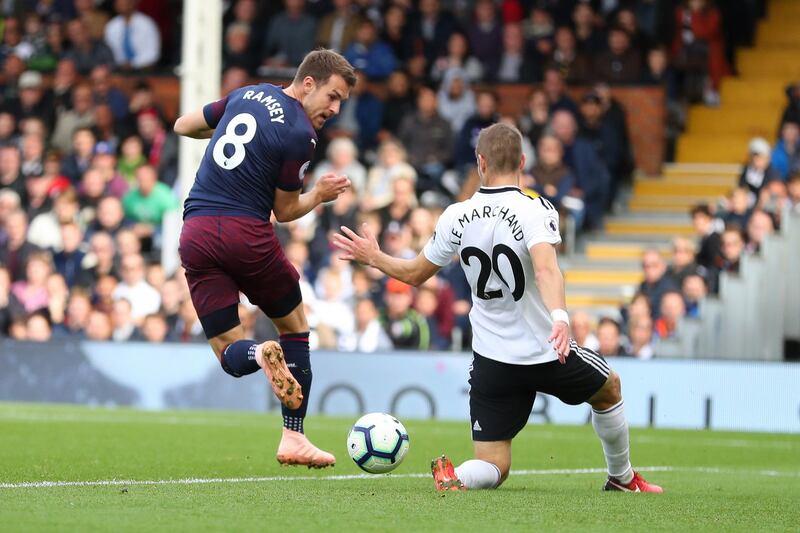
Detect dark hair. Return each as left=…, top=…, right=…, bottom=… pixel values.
left=690, top=203, right=713, bottom=218
left=294, top=49, right=357, bottom=88
left=476, top=123, right=523, bottom=175
left=598, top=317, right=621, bottom=333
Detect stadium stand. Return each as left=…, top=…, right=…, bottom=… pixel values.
left=0, top=0, right=798, bottom=360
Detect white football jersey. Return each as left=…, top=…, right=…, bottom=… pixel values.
left=423, top=186, right=562, bottom=365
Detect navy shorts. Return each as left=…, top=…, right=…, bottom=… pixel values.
left=179, top=215, right=301, bottom=338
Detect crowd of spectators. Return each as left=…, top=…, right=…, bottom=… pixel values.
left=0, top=0, right=792, bottom=357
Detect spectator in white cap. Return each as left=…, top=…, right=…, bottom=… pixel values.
left=11, top=71, right=54, bottom=131
left=739, top=137, right=781, bottom=207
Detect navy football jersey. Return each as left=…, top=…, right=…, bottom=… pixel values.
left=183, top=83, right=317, bottom=221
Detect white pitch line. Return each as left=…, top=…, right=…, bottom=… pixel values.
left=1, top=466, right=798, bottom=490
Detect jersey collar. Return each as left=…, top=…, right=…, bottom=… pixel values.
left=478, top=185, right=521, bottom=194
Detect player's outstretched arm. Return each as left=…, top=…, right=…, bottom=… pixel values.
left=174, top=109, right=215, bottom=139
left=531, top=242, right=571, bottom=362
left=274, top=174, right=351, bottom=223
left=332, top=223, right=441, bottom=287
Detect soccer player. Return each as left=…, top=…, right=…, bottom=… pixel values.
left=332, top=123, right=663, bottom=492
left=173, top=50, right=357, bottom=468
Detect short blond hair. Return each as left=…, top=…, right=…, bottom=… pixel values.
left=475, top=123, right=523, bottom=175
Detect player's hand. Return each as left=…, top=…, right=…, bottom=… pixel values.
left=331, top=223, right=380, bottom=266
left=548, top=321, right=571, bottom=364
left=314, top=173, right=351, bottom=203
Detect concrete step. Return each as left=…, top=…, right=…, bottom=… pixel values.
left=565, top=293, right=627, bottom=309
left=676, top=134, right=751, bottom=163
left=633, top=180, right=733, bottom=197
left=627, top=196, right=716, bottom=213
left=583, top=242, right=670, bottom=261
left=604, top=221, right=693, bottom=237
left=564, top=270, right=643, bottom=286
left=720, top=79, right=788, bottom=107
left=687, top=106, right=782, bottom=136
left=738, top=54, right=800, bottom=77
left=661, top=162, right=741, bottom=179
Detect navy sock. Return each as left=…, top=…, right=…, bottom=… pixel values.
left=220, top=340, right=260, bottom=378
left=280, top=332, right=311, bottom=433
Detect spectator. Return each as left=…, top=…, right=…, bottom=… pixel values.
left=61, top=128, right=96, bottom=185
left=159, top=279, right=182, bottom=330
left=380, top=70, right=415, bottom=137
left=578, top=91, right=633, bottom=209
left=654, top=291, right=686, bottom=339
left=572, top=2, right=603, bottom=53
left=94, top=273, right=119, bottom=315
left=380, top=4, right=415, bottom=66
left=136, top=110, right=177, bottom=186
left=409, top=0, right=459, bottom=65
left=51, top=84, right=95, bottom=154
left=528, top=134, right=575, bottom=211
left=740, top=138, right=782, bottom=206
left=111, top=297, right=137, bottom=341
left=118, top=135, right=146, bottom=185
left=362, top=139, right=417, bottom=212
left=92, top=152, right=128, bottom=198
left=597, top=317, right=625, bottom=357
left=223, top=22, right=259, bottom=74
left=9, top=71, right=54, bottom=132
left=314, top=269, right=355, bottom=348
left=317, top=0, right=362, bottom=53
left=19, top=133, right=45, bottom=179
left=115, top=227, right=142, bottom=257
left=90, top=65, right=129, bottom=121
left=64, top=18, right=115, bottom=75
left=744, top=209, right=775, bottom=255
left=221, top=66, right=249, bottom=97
left=312, top=137, right=366, bottom=195
left=722, top=186, right=751, bottom=228
left=523, top=4, right=555, bottom=45
left=85, top=309, right=112, bottom=340
left=52, top=221, right=85, bottom=287
left=549, top=109, right=609, bottom=229
left=377, top=176, right=418, bottom=238
left=262, top=0, right=317, bottom=68
left=75, top=0, right=111, bottom=41
left=122, top=164, right=178, bottom=226
left=542, top=67, right=578, bottom=117
left=112, top=252, right=160, bottom=323
left=339, top=297, right=393, bottom=352
left=627, top=315, right=654, bottom=360
left=0, top=209, right=39, bottom=281
left=104, top=0, right=162, bottom=70
left=594, top=26, right=642, bottom=85
left=780, top=83, right=800, bottom=128
left=26, top=311, right=52, bottom=342
left=625, top=291, right=653, bottom=330
left=76, top=232, right=118, bottom=288
left=547, top=26, right=590, bottom=84
left=495, top=23, right=538, bottom=83
left=28, top=188, right=79, bottom=252
left=667, top=236, right=699, bottom=287
left=10, top=251, right=51, bottom=313
left=141, top=312, right=172, bottom=342
left=79, top=167, right=111, bottom=215
left=311, top=186, right=359, bottom=268
left=380, top=278, right=430, bottom=350
left=0, top=146, right=24, bottom=201
left=671, top=0, right=729, bottom=105
left=466, top=0, right=503, bottom=80
left=690, top=203, right=721, bottom=268
left=45, top=273, right=69, bottom=333
left=52, top=59, right=78, bottom=115
left=639, top=248, right=679, bottom=319
left=430, top=31, right=484, bottom=83
left=788, top=173, right=800, bottom=213
left=708, top=225, right=746, bottom=294
left=682, top=273, right=707, bottom=319
left=519, top=89, right=550, bottom=148
left=414, top=285, right=449, bottom=349
left=616, top=6, right=652, bottom=53
left=437, top=68, right=477, bottom=135
left=0, top=112, right=18, bottom=146
left=343, top=20, right=397, bottom=81
left=397, top=86, right=454, bottom=194
left=571, top=309, right=600, bottom=351
left=24, top=172, right=53, bottom=220
left=454, top=90, right=497, bottom=172
left=772, top=121, right=800, bottom=180
left=175, top=297, right=204, bottom=342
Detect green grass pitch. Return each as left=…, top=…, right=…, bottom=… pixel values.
left=1, top=403, right=798, bottom=532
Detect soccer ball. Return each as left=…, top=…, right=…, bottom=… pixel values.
left=347, top=412, right=410, bottom=474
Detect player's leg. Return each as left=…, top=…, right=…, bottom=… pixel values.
left=539, top=341, right=662, bottom=492
left=179, top=216, right=301, bottom=407
left=432, top=353, right=530, bottom=491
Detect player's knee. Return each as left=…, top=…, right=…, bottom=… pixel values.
left=602, top=372, right=622, bottom=404
left=496, top=460, right=511, bottom=485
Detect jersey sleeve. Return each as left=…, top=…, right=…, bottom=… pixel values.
left=423, top=206, right=458, bottom=267
left=277, top=128, right=315, bottom=192
left=202, top=95, right=229, bottom=129
left=525, top=202, right=562, bottom=249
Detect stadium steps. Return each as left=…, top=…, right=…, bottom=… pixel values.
left=676, top=0, right=800, bottom=163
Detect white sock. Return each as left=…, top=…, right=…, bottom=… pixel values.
left=454, top=459, right=501, bottom=489
left=592, top=400, right=634, bottom=484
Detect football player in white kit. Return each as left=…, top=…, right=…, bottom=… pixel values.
left=332, top=123, right=662, bottom=493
